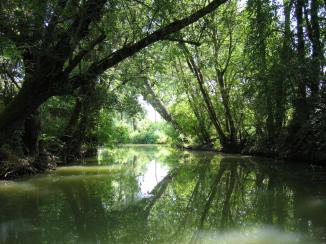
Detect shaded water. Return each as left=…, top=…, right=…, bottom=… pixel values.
left=1, top=145, right=326, bottom=244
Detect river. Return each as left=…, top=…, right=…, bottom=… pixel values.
left=0, top=145, right=325, bottom=243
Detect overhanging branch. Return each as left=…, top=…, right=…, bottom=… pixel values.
left=69, top=0, right=228, bottom=88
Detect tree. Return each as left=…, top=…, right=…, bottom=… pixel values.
left=176, top=2, right=245, bottom=152
left=0, top=0, right=228, bottom=148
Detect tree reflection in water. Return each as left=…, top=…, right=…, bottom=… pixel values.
left=0, top=145, right=325, bottom=243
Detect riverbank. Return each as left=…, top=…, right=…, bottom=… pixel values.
left=1, top=140, right=325, bottom=180
left=183, top=141, right=326, bottom=165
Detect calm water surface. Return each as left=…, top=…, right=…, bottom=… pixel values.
left=1, top=145, right=326, bottom=244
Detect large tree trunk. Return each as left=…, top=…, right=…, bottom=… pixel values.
left=0, top=79, right=52, bottom=147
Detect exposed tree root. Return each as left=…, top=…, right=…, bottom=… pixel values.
left=0, top=148, right=58, bottom=180
left=0, top=161, right=39, bottom=179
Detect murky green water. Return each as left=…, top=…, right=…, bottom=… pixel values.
left=1, top=145, right=326, bottom=244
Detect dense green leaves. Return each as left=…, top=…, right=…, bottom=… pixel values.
left=0, top=0, right=325, bottom=165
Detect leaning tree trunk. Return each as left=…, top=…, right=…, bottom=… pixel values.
left=216, top=70, right=237, bottom=148
left=188, top=96, right=212, bottom=145
left=142, top=79, right=183, bottom=133
left=180, top=44, right=238, bottom=151
left=182, top=73, right=212, bottom=145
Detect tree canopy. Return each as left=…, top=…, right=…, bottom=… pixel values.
left=0, top=0, right=325, bottom=176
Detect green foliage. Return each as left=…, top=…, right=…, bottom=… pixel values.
left=0, top=0, right=325, bottom=162
left=130, top=121, right=169, bottom=144
left=41, top=96, right=75, bottom=138
left=96, top=110, right=130, bottom=146
left=163, top=123, right=186, bottom=145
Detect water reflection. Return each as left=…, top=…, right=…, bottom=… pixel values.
left=0, top=145, right=326, bottom=243
left=138, top=160, right=169, bottom=197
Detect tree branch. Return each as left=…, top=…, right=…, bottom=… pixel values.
left=64, top=33, right=106, bottom=74
left=53, top=0, right=107, bottom=63
left=69, top=0, right=228, bottom=89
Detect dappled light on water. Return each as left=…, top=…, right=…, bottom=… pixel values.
left=54, top=165, right=123, bottom=175
left=191, top=228, right=306, bottom=244
left=0, top=145, right=326, bottom=243
left=0, top=181, right=38, bottom=194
